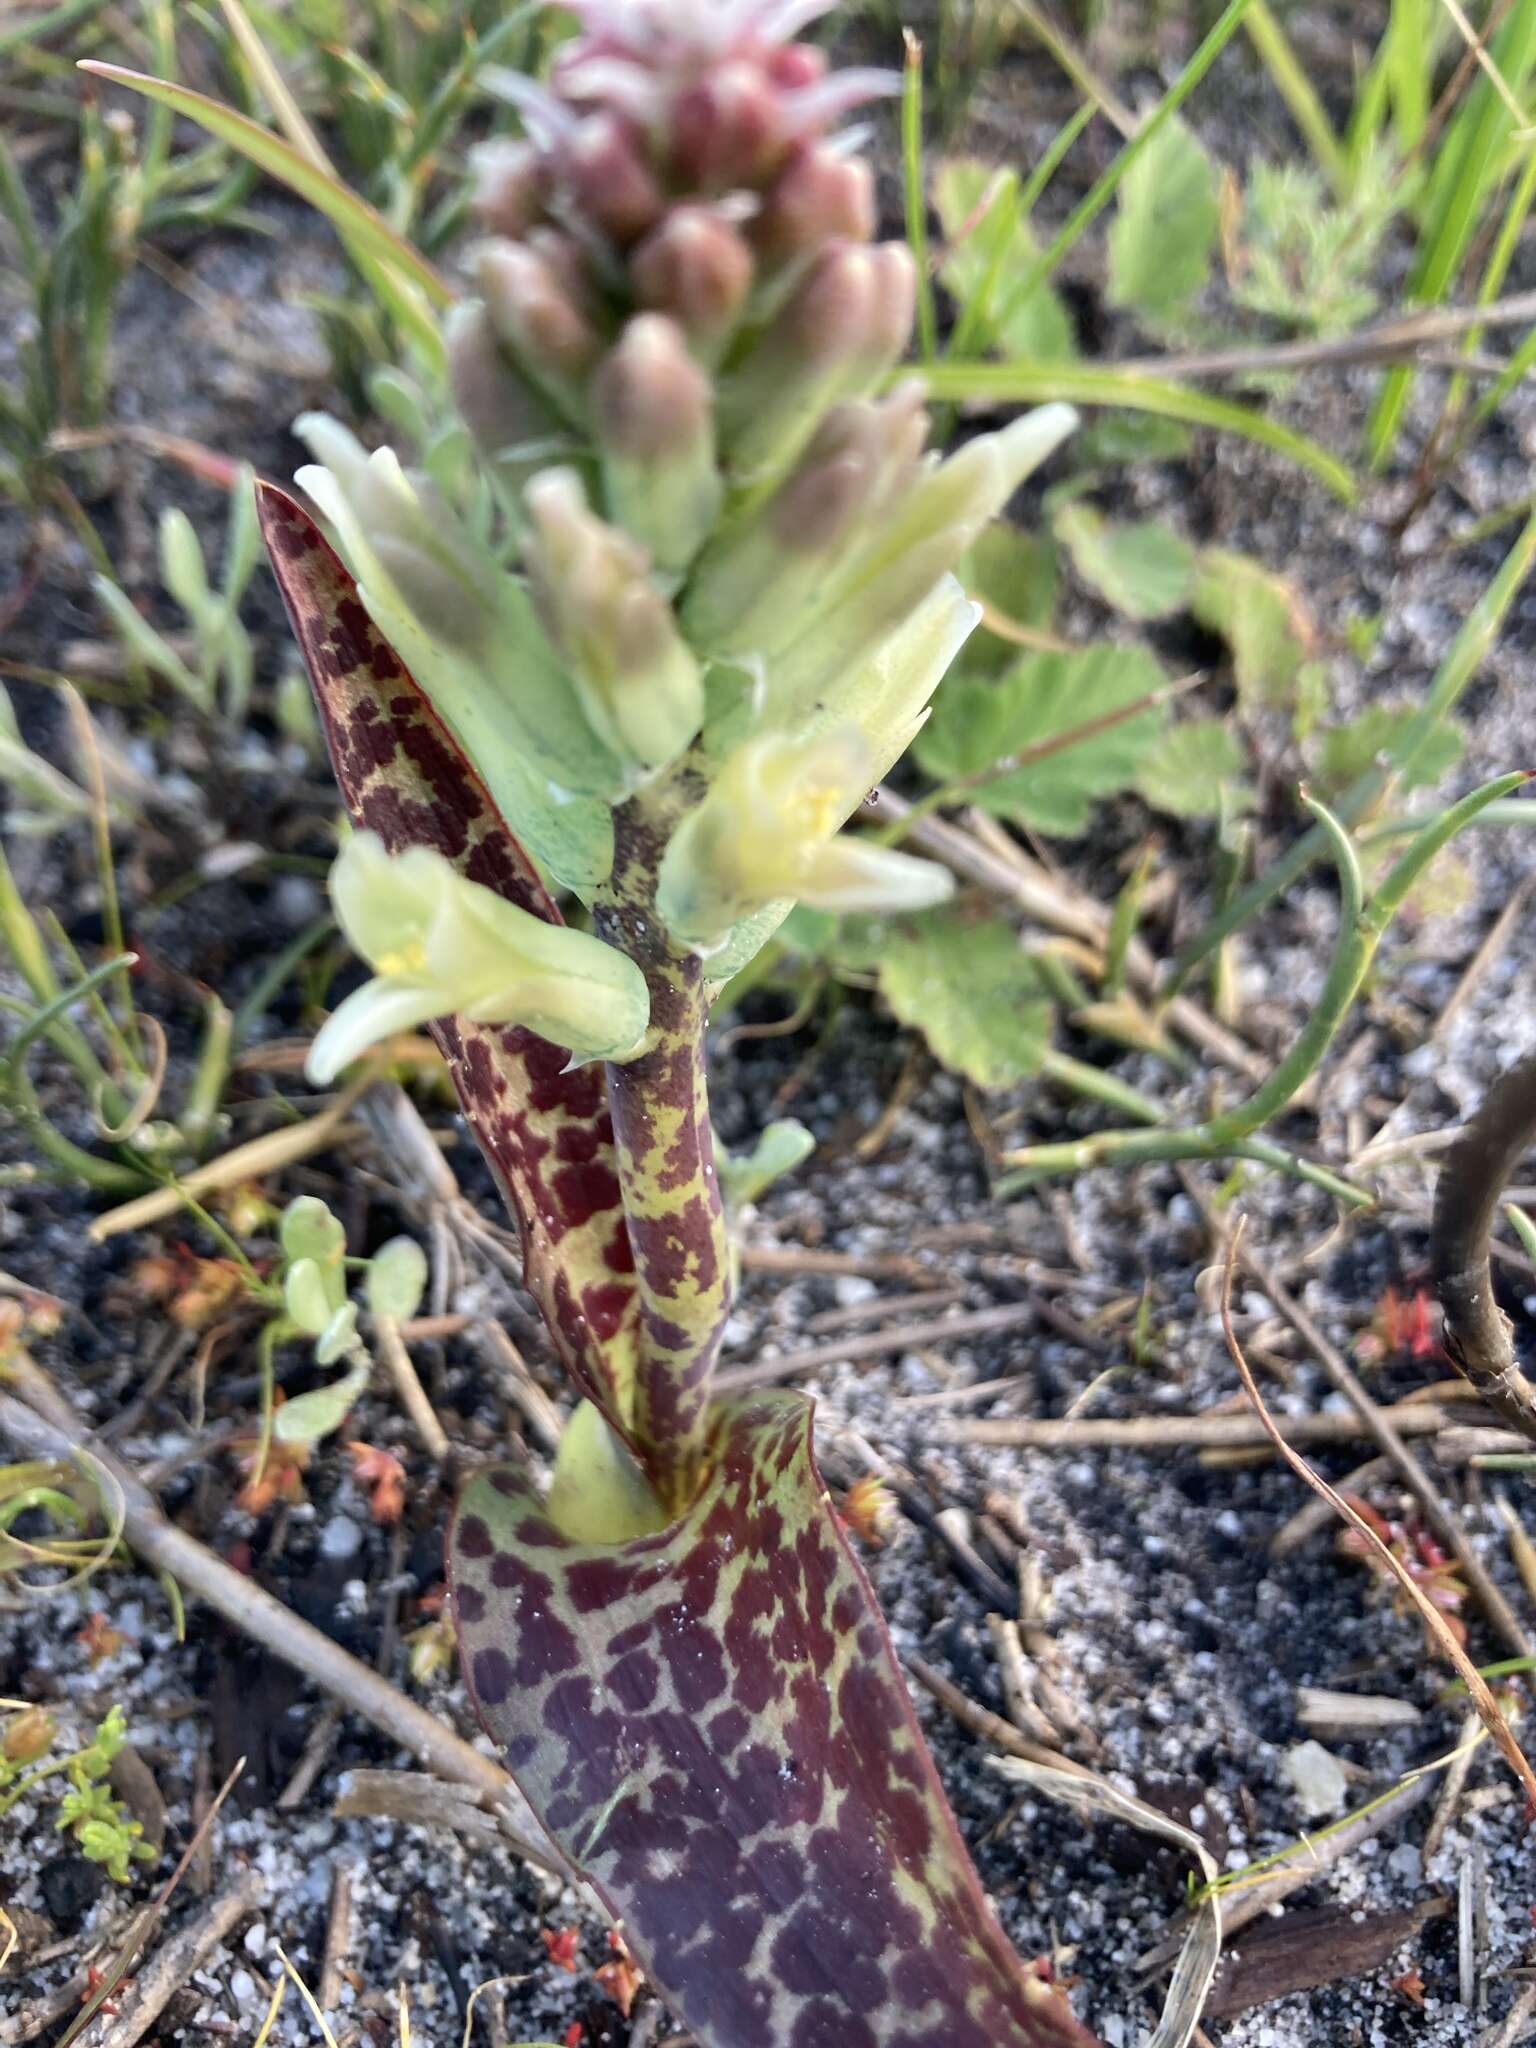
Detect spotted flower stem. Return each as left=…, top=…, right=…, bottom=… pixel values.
left=597, top=790, right=731, bottom=1511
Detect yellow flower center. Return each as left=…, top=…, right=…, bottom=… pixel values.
left=376, top=938, right=429, bottom=978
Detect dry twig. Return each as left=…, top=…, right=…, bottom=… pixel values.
left=1432, top=1048, right=1536, bottom=1445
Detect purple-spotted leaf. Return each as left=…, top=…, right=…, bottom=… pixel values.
left=451, top=1389, right=1102, bottom=2048
left=258, top=482, right=638, bottom=1429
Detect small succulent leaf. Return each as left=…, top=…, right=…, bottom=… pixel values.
left=258, top=483, right=638, bottom=1435
left=716, top=1119, right=815, bottom=1212
left=934, top=159, right=1077, bottom=363
left=451, top=1390, right=1101, bottom=2048
left=877, top=910, right=1055, bottom=1090
left=273, top=1355, right=370, bottom=1443
left=366, top=1236, right=429, bottom=1323
left=280, top=1194, right=347, bottom=1270
left=283, top=1258, right=334, bottom=1337
left=1134, top=719, right=1252, bottom=819
left=314, top=1301, right=361, bottom=1366
left=918, top=644, right=1167, bottom=835
left=1053, top=503, right=1196, bottom=621
left=1107, top=117, right=1218, bottom=332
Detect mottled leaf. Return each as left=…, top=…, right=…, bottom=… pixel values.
left=452, top=1389, right=1100, bottom=2048
left=258, top=483, right=638, bottom=1432
left=879, top=911, right=1054, bottom=1091
left=1108, top=118, right=1219, bottom=330
left=917, top=645, right=1167, bottom=835
left=1135, top=719, right=1251, bottom=818
left=1054, top=503, right=1195, bottom=621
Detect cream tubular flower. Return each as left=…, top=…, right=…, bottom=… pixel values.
left=308, top=833, right=650, bottom=1084
left=655, top=726, right=953, bottom=949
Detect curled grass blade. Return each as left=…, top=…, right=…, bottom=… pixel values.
left=916, top=360, right=1355, bottom=498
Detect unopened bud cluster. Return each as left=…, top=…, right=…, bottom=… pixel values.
left=297, top=0, right=1075, bottom=1068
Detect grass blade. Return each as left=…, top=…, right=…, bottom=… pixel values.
left=917, top=359, right=1355, bottom=497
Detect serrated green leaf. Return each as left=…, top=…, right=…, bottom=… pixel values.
left=917, top=643, right=1168, bottom=835
left=1054, top=503, right=1196, bottom=620
left=1314, top=705, right=1465, bottom=796
left=878, top=911, right=1053, bottom=1090
left=933, top=159, right=1076, bottom=362
left=1107, top=116, right=1218, bottom=329
left=958, top=521, right=1059, bottom=674
left=1135, top=717, right=1252, bottom=818
left=1190, top=548, right=1316, bottom=709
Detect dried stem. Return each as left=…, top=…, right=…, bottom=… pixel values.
left=1431, top=1047, right=1536, bottom=1445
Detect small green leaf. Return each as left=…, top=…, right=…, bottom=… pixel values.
left=1190, top=548, right=1316, bottom=708
left=1107, top=116, right=1219, bottom=329
left=315, top=1301, right=360, bottom=1366
left=283, top=1258, right=332, bottom=1337
left=717, top=1120, right=815, bottom=1211
left=366, top=1235, right=429, bottom=1322
left=933, top=159, right=1076, bottom=362
left=958, top=522, right=1058, bottom=674
left=1053, top=502, right=1196, bottom=620
left=273, top=1354, right=370, bottom=1443
left=280, top=1194, right=347, bottom=1269
left=157, top=509, right=210, bottom=621
left=878, top=911, right=1053, bottom=1090
left=917, top=644, right=1168, bottom=835
left=1135, top=718, right=1251, bottom=818
left=1314, top=705, right=1465, bottom=796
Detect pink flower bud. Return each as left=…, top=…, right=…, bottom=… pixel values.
left=564, top=113, right=665, bottom=245
left=445, top=304, right=553, bottom=460
left=765, top=42, right=827, bottom=90
left=594, top=316, right=722, bottom=572
left=469, top=139, right=544, bottom=238
left=477, top=240, right=601, bottom=415
left=593, top=314, right=711, bottom=463
left=630, top=207, right=754, bottom=347
left=752, top=145, right=876, bottom=266
left=670, top=58, right=786, bottom=189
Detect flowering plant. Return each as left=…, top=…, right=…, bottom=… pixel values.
left=257, top=3, right=1094, bottom=2040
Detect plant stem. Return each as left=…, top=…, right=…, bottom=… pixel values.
left=597, top=796, right=734, bottom=1512
left=1243, top=0, right=1351, bottom=195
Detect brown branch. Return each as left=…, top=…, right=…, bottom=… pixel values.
left=1431, top=1048, right=1536, bottom=1445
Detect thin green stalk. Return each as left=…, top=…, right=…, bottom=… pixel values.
left=0, top=0, right=108, bottom=57
left=1244, top=0, right=1350, bottom=196
left=178, top=993, right=233, bottom=1156
left=901, top=31, right=937, bottom=365
left=1439, top=141, right=1536, bottom=430
left=0, top=846, right=114, bottom=1100
left=1037, top=1047, right=1161, bottom=1124
left=990, top=0, right=1258, bottom=336
left=1200, top=795, right=1363, bottom=1148
left=1002, top=777, right=1523, bottom=1207
left=916, top=358, right=1353, bottom=499
left=1166, top=500, right=1536, bottom=995
left=1366, top=0, right=1536, bottom=466
left=7, top=1066, right=143, bottom=1196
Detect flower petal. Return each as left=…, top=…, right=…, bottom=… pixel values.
left=307, top=978, right=448, bottom=1086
